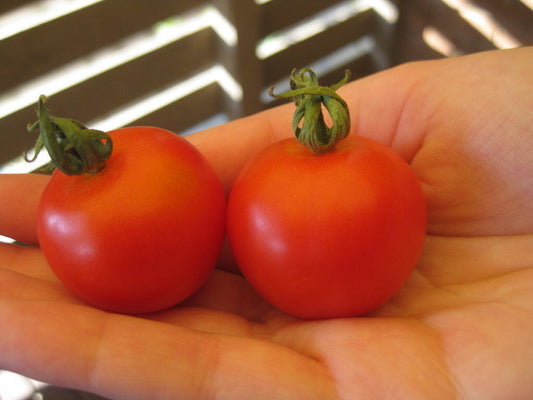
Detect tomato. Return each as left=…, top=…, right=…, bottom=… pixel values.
left=227, top=135, right=426, bottom=319
left=38, top=127, right=226, bottom=314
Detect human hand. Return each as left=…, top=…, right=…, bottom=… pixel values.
left=1, top=47, right=532, bottom=399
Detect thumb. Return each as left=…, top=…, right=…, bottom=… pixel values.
left=344, top=48, right=533, bottom=236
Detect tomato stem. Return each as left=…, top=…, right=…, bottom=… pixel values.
left=269, top=68, right=351, bottom=154
left=25, top=95, right=113, bottom=175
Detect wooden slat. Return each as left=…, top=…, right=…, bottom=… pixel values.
left=393, top=0, right=497, bottom=64
left=0, top=84, right=223, bottom=167
left=258, top=0, right=346, bottom=37
left=262, top=9, right=375, bottom=85
left=129, top=83, right=222, bottom=134
left=424, top=0, right=495, bottom=52
left=213, top=0, right=263, bottom=117
left=0, top=0, right=34, bottom=14
left=0, top=0, right=199, bottom=93
left=470, top=0, right=533, bottom=45
left=391, top=9, right=445, bottom=64
left=2, top=0, right=531, bottom=168
left=37, top=29, right=216, bottom=125
left=0, top=27, right=217, bottom=164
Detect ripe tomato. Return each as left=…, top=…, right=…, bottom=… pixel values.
left=227, top=135, right=426, bottom=319
left=38, top=127, right=226, bottom=313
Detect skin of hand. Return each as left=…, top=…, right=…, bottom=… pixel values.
left=0, top=46, right=532, bottom=400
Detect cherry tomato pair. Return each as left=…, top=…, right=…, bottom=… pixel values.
left=33, top=66, right=426, bottom=319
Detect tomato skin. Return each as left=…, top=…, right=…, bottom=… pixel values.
left=227, top=136, right=426, bottom=319
left=38, top=127, right=226, bottom=314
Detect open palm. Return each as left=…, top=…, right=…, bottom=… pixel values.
left=1, top=47, right=532, bottom=400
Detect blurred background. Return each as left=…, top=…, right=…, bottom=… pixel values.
left=0, top=0, right=532, bottom=399
left=1, top=0, right=532, bottom=174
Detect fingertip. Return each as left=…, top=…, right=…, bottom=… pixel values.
left=0, top=173, right=49, bottom=245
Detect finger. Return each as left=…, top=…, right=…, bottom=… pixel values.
left=0, top=243, right=59, bottom=283
left=406, top=48, right=533, bottom=235
left=0, top=173, right=49, bottom=245
left=0, top=300, right=336, bottom=400
left=0, top=243, right=80, bottom=304
left=0, top=266, right=78, bottom=304
left=417, top=234, right=533, bottom=286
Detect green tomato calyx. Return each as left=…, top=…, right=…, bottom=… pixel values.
left=269, top=68, right=351, bottom=154
left=25, top=95, right=113, bottom=175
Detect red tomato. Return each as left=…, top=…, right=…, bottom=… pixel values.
left=227, top=135, right=426, bottom=319
left=38, top=127, right=226, bottom=313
